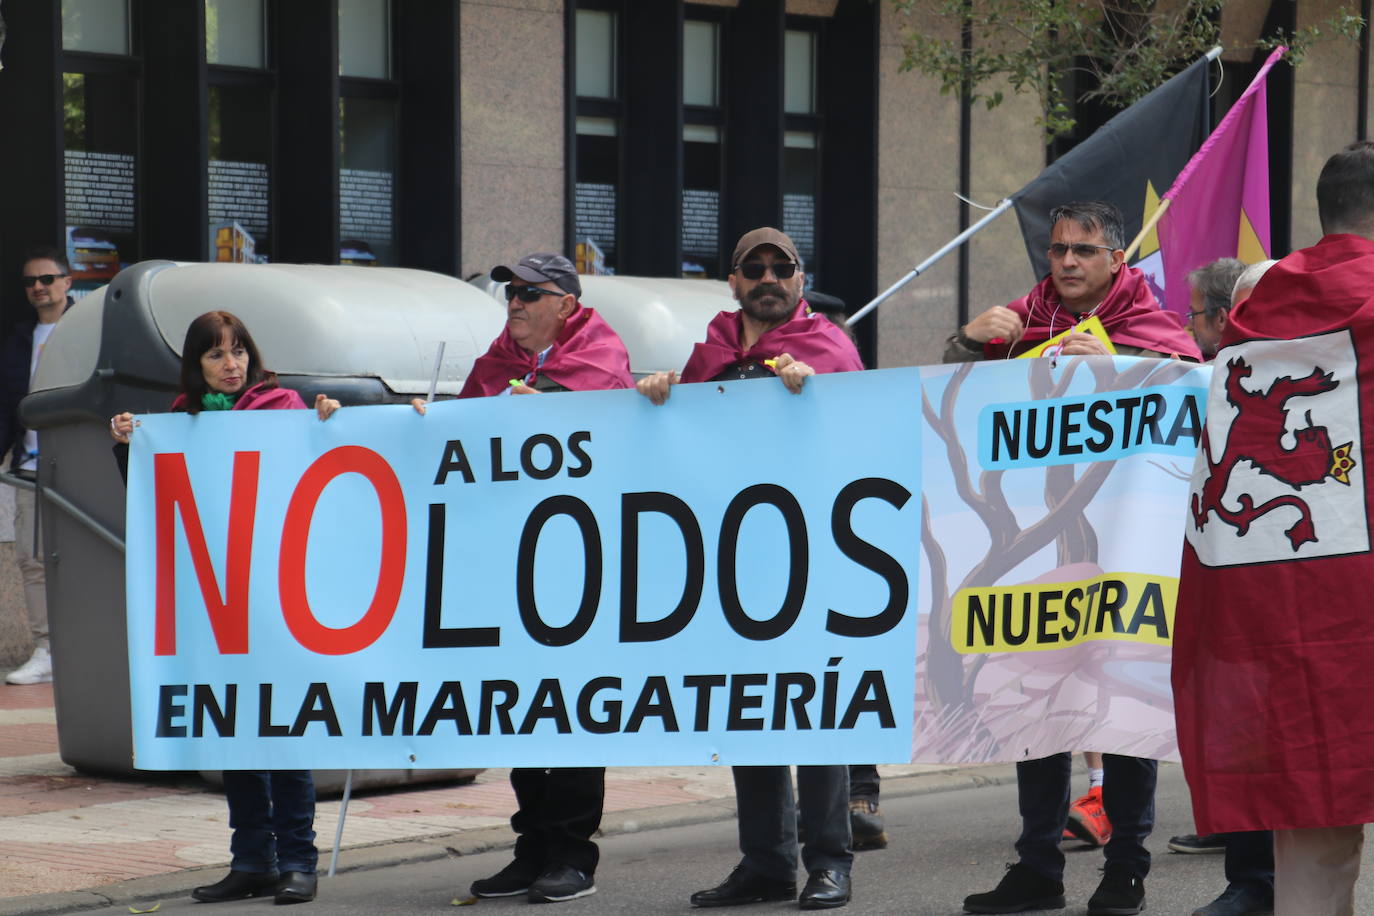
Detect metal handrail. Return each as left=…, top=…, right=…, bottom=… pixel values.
left=0, top=471, right=125, bottom=554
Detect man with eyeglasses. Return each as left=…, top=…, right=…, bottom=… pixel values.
left=961, top=206, right=1194, bottom=916
left=415, top=251, right=630, bottom=904
left=1184, top=258, right=1246, bottom=360
left=945, top=201, right=1200, bottom=363
left=1, top=247, right=73, bottom=686
left=639, top=228, right=862, bottom=910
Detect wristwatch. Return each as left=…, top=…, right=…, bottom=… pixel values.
left=954, top=327, right=983, bottom=352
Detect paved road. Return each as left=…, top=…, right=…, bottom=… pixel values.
left=39, top=764, right=1374, bottom=915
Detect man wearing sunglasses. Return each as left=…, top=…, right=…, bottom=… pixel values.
left=945, top=201, right=1199, bottom=363
left=417, top=251, right=630, bottom=905
left=637, top=227, right=862, bottom=406
left=1, top=247, right=74, bottom=686
left=638, top=229, right=861, bottom=910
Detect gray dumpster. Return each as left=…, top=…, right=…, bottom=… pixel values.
left=20, top=259, right=504, bottom=781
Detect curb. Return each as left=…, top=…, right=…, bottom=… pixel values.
left=0, top=764, right=1018, bottom=916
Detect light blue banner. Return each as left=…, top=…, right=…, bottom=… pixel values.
left=125, top=370, right=923, bottom=770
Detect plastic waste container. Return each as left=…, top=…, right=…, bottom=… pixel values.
left=20, top=259, right=504, bottom=781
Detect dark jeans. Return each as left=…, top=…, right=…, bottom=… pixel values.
left=223, top=770, right=318, bottom=875
left=849, top=764, right=880, bottom=802
left=1225, top=830, right=1275, bottom=894
left=1015, top=753, right=1156, bottom=882
left=733, top=765, right=853, bottom=882
left=510, top=767, right=604, bottom=875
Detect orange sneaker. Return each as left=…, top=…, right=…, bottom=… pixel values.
left=1066, top=785, right=1112, bottom=846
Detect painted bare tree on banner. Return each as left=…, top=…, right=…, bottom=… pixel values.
left=917, top=356, right=1195, bottom=760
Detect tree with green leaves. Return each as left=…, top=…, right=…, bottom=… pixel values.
left=893, top=0, right=1364, bottom=139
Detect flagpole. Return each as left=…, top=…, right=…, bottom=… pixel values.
left=845, top=197, right=1015, bottom=326
left=847, top=45, right=1223, bottom=329
left=1123, top=197, right=1172, bottom=261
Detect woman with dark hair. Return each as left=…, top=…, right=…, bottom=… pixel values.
left=111, top=310, right=339, bottom=906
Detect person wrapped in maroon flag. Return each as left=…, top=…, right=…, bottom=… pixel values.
left=638, top=228, right=859, bottom=911
left=415, top=252, right=630, bottom=906
left=1176, top=141, right=1374, bottom=915
left=946, top=200, right=1201, bottom=363
left=457, top=253, right=632, bottom=397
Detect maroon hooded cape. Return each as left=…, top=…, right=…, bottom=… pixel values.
left=989, top=265, right=1201, bottom=360
left=680, top=301, right=863, bottom=383
left=459, top=304, right=632, bottom=397
left=1175, top=233, right=1374, bottom=833
left=170, top=382, right=305, bottom=413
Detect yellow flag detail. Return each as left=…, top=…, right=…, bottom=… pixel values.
left=1237, top=208, right=1267, bottom=263
left=1138, top=181, right=1163, bottom=258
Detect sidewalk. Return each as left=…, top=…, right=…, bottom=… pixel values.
left=0, top=681, right=1016, bottom=915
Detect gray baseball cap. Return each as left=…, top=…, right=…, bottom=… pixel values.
left=491, top=252, right=582, bottom=298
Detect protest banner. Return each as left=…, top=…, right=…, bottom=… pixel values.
left=125, top=370, right=923, bottom=770
left=914, top=356, right=1211, bottom=764
left=125, top=358, right=1209, bottom=770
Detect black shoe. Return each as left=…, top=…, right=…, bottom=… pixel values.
left=850, top=799, right=888, bottom=850
left=963, top=863, right=1066, bottom=914
left=528, top=864, right=597, bottom=903
left=1169, top=833, right=1227, bottom=854
left=274, top=871, right=316, bottom=905
left=471, top=859, right=542, bottom=898
left=1191, top=882, right=1273, bottom=916
left=1088, top=867, right=1145, bottom=916
left=192, top=870, right=280, bottom=903
left=800, top=869, right=851, bottom=910
left=691, top=866, right=797, bottom=907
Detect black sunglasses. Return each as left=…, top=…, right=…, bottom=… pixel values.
left=22, top=273, right=68, bottom=288
left=735, top=260, right=798, bottom=281
left=1046, top=243, right=1114, bottom=260
left=504, top=284, right=565, bottom=303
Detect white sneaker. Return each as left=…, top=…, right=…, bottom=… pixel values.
left=6, top=647, right=52, bottom=685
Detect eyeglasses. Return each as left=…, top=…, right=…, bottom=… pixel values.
left=1187, top=309, right=1208, bottom=320
left=22, top=273, right=68, bottom=288
left=1046, top=243, right=1115, bottom=260
left=504, top=284, right=565, bottom=303
left=735, top=260, right=798, bottom=281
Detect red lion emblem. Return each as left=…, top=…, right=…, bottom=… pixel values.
left=1191, top=357, right=1356, bottom=549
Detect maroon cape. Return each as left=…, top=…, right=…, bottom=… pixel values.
left=680, top=301, right=863, bottom=383
left=1175, top=233, right=1374, bottom=833
left=459, top=304, right=632, bottom=397
left=170, top=382, right=306, bottom=413
left=989, top=266, right=1201, bottom=360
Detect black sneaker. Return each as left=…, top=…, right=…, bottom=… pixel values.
left=850, top=799, right=888, bottom=850
left=471, top=859, right=541, bottom=898
left=528, top=864, right=597, bottom=903
left=1088, top=867, right=1145, bottom=916
left=1168, top=833, right=1227, bottom=854
left=963, top=863, right=1066, bottom=913
left=1191, top=882, right=1273, bottom=916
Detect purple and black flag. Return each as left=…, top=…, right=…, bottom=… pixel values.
left=1012, top=56, right=1212, bottom=286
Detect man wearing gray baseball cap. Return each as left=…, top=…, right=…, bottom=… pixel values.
left=417, top=251, right=631, bottom=904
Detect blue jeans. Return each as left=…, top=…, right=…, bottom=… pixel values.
left=1015, top=753, right=1156, bottom=881
left=223, top=770, right=318, bottom=875
left=733, top=765, right=852, bottom=882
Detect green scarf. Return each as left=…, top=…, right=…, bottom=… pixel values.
left=201, top=391, right=237, bottom=412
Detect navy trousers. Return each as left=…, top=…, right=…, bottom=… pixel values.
left=1015, top=753, right=1156, bottom=881
left=223, top=769, right=318, bottom=875
left=510, top=767, right=605, bottom=875
left=733, top=765, right=853, bottom=882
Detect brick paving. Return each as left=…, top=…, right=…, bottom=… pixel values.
left=0, top=680, right=976, bottom=908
